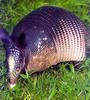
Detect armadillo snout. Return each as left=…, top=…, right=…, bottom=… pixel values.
left=8, top=78, right=16, bottom=88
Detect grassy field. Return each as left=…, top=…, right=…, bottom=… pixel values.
left=0, top=0, right=90, bottom=99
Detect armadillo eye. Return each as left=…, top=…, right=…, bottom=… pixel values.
left=16, top=67, right=20, bottom=72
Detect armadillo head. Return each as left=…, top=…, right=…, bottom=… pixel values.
left=0, top=28, right=25, bottom=88
left=6, top=44, right=25, bottom=88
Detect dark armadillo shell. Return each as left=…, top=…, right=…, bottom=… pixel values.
left=11, top=6, right=86, bottom=72
left=85, top=28, right=90, bottom=57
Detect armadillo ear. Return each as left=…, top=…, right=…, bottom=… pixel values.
left=0, top=27, right=11, bottom=44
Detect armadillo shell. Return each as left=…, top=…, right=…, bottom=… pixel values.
left=11, top=6, right=86, bottom=72
left=85, top=28, right=90, bottom=57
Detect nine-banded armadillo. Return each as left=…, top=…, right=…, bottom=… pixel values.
left=0, top=6, right=89, bottom=88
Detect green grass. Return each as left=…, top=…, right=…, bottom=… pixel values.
left=0, top=0, right=90, bottom=99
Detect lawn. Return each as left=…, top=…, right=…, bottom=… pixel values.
left=0, top=0, right=90, bottom=100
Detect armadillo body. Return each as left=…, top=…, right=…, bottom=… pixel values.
left=11, top=6, right=86, bottom=73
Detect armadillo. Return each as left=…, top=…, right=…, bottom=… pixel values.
left=0, top=6, right=89, bottom=88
